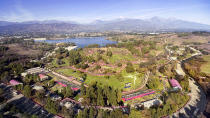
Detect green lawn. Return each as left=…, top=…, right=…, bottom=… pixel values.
left=201, top=55, right=210, bottom=75
left=50, top=47, right=147, bottom=91
left=102, top=52, right=136, bottom=64
left=48, top=58, right=69, bottom=68
left=56, top=68, right=82, bottom=79
left=56, top=68, right=145, bottom=91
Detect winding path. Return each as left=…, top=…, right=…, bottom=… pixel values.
left=122, top=71, right=150, bottom=95
left=171, top=47, right=206, bottom=118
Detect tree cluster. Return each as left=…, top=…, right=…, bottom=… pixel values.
left=81, top=82, right=122, bottom=107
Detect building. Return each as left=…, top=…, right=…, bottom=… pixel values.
left=9, top=80, right=22, bottom=86
left=65, top=46, right=77, bottom=51
left=21, top=67, right=48, bottom=76
left=140, top=98, right=162, bottom=108
left=21, top=72, right=27, bottom=77
left=56, top=80, right=80, bottom=91
left=32, top=85, right=44, bottom=91
left=60, top=98, right=74, bottom=109
left=33, top=38, right=46, bottom=41
left=122, top=89, right=155, bottom=101
left=51, top=94, right=62, bottom=101
left=39, top=74, right=49, bottom=81
left=169, top=79, right=182, bottom=90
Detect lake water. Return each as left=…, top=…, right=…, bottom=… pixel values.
left=35, top=37, right=117, bottom=48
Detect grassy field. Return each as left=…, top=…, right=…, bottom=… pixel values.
left=56, top=68, right=82, bottom=78
left=201, top=55, right=210, bottom=75
left=50, top=46, right=165, bottom=91
left=56, top=68, right=145, bottom=91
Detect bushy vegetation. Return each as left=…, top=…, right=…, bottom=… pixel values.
left=151, top=92, right=189, bottom=117
left=126, top=62, right=135, bottom=73
left=77, top=107, right=128, bottom=118
left=81, top=82, right=122, bottom=106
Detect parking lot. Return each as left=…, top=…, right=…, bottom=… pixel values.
left=0, top=83, right=55, bottom=118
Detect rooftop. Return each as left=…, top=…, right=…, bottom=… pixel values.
left=9, top=80, right=22, bottom=86
left=169, top=79, right=182, bottom=89
left=39, top=73, right=48, bottom=79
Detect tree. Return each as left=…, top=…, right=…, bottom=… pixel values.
left=97, top=88, right=104, bottom=106
left=180, top=77, right=189, bottom=92
left=23, top=85, right=31, bottom=97
left=64, top=86, right=74, bottom=98
left=0, top=72, right=11, bottom=83
left=89, top=107, right=95, bottom=118
left=117, top=63, right=122, bottom=67
left=36, top=91, right=45, bottom=103
left=0, top=88, right=3, bottom=95
left=126, top=63, right=135, bottom=73
left=96, top=54, right=102, bottom=61
left=45, top=97, right=58, bottom=114
left=106, top=50, right=112, bottom=57
left=69, top=50, right=82, bottom=65
left=81, top=83, right=86, bottom=96
left=80, top=73, right=87, bottom=81
left=129, top=109, right=142, bottom=118
left=147, top=77, right=162, bottom=90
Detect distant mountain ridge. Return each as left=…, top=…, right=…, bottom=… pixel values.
left=0, top=17, right=210, bottom=34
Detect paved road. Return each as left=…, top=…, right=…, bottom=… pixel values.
left=171, top=47, right=206, bottom=118
left=172, top=78, right=206, bottom=118
left=51, top=71, right=88, bottom=87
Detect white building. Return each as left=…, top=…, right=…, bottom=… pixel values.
left=51, top=95, right=62, bottom=101
left=60, top=101, right=73, bottom=109
left=21, top=67, right=48, bottom=76
left=65, top=46, right=77, bottom=51
left=140, top=98, right=162, bottom=108
left=33, top=38, right=46, bottom=41
left=32, top=85, right=44, bottom=91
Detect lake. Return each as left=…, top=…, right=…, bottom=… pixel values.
left=35, top=37, right=117, bottom=48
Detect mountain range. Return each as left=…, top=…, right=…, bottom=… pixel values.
left=0, top=17, right=210, bottom=34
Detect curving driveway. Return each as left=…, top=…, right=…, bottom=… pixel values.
left=171, top=47, right=206, bottom=118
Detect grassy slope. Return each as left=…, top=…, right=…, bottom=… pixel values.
left=56, top=68, right=144, bottom=90
left=201, top=55, right=210, bottom=74
left=50, top=46, right=165, bottom=91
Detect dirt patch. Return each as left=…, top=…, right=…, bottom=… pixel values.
left=195, top=43, right=210, bottom=54
left=7, top=44, right=40, bottom=56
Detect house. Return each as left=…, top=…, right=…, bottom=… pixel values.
left=60, top=99, right=74, bottom=109
left=122, top=90, right=155, bottom=101
left=39, top=74, right=49, bottom=81
left=51, top=94, right=62, bottom=101
left=32, top=85, right=44, bottom=91
left=21, top=72, right=27, bottom=77
left=140, top=98, right=162, bottom=108
left=21, top=67, right=48, bottom=76
left=169, top=79, right=182, bottom=90
left=9, top=80, right=22, bottom=86
left=170, top=57, right=177, bottom=61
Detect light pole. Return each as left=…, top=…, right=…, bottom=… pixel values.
left=134, top=76, right=137, bottom=89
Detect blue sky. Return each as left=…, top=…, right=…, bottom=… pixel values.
left=0, top=0, right=209, bottom=24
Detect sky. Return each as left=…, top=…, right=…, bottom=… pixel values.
left=0, top=0, right=210, bottom=24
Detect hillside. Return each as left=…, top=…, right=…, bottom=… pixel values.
left=0, top=17, right=210, bottom=34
